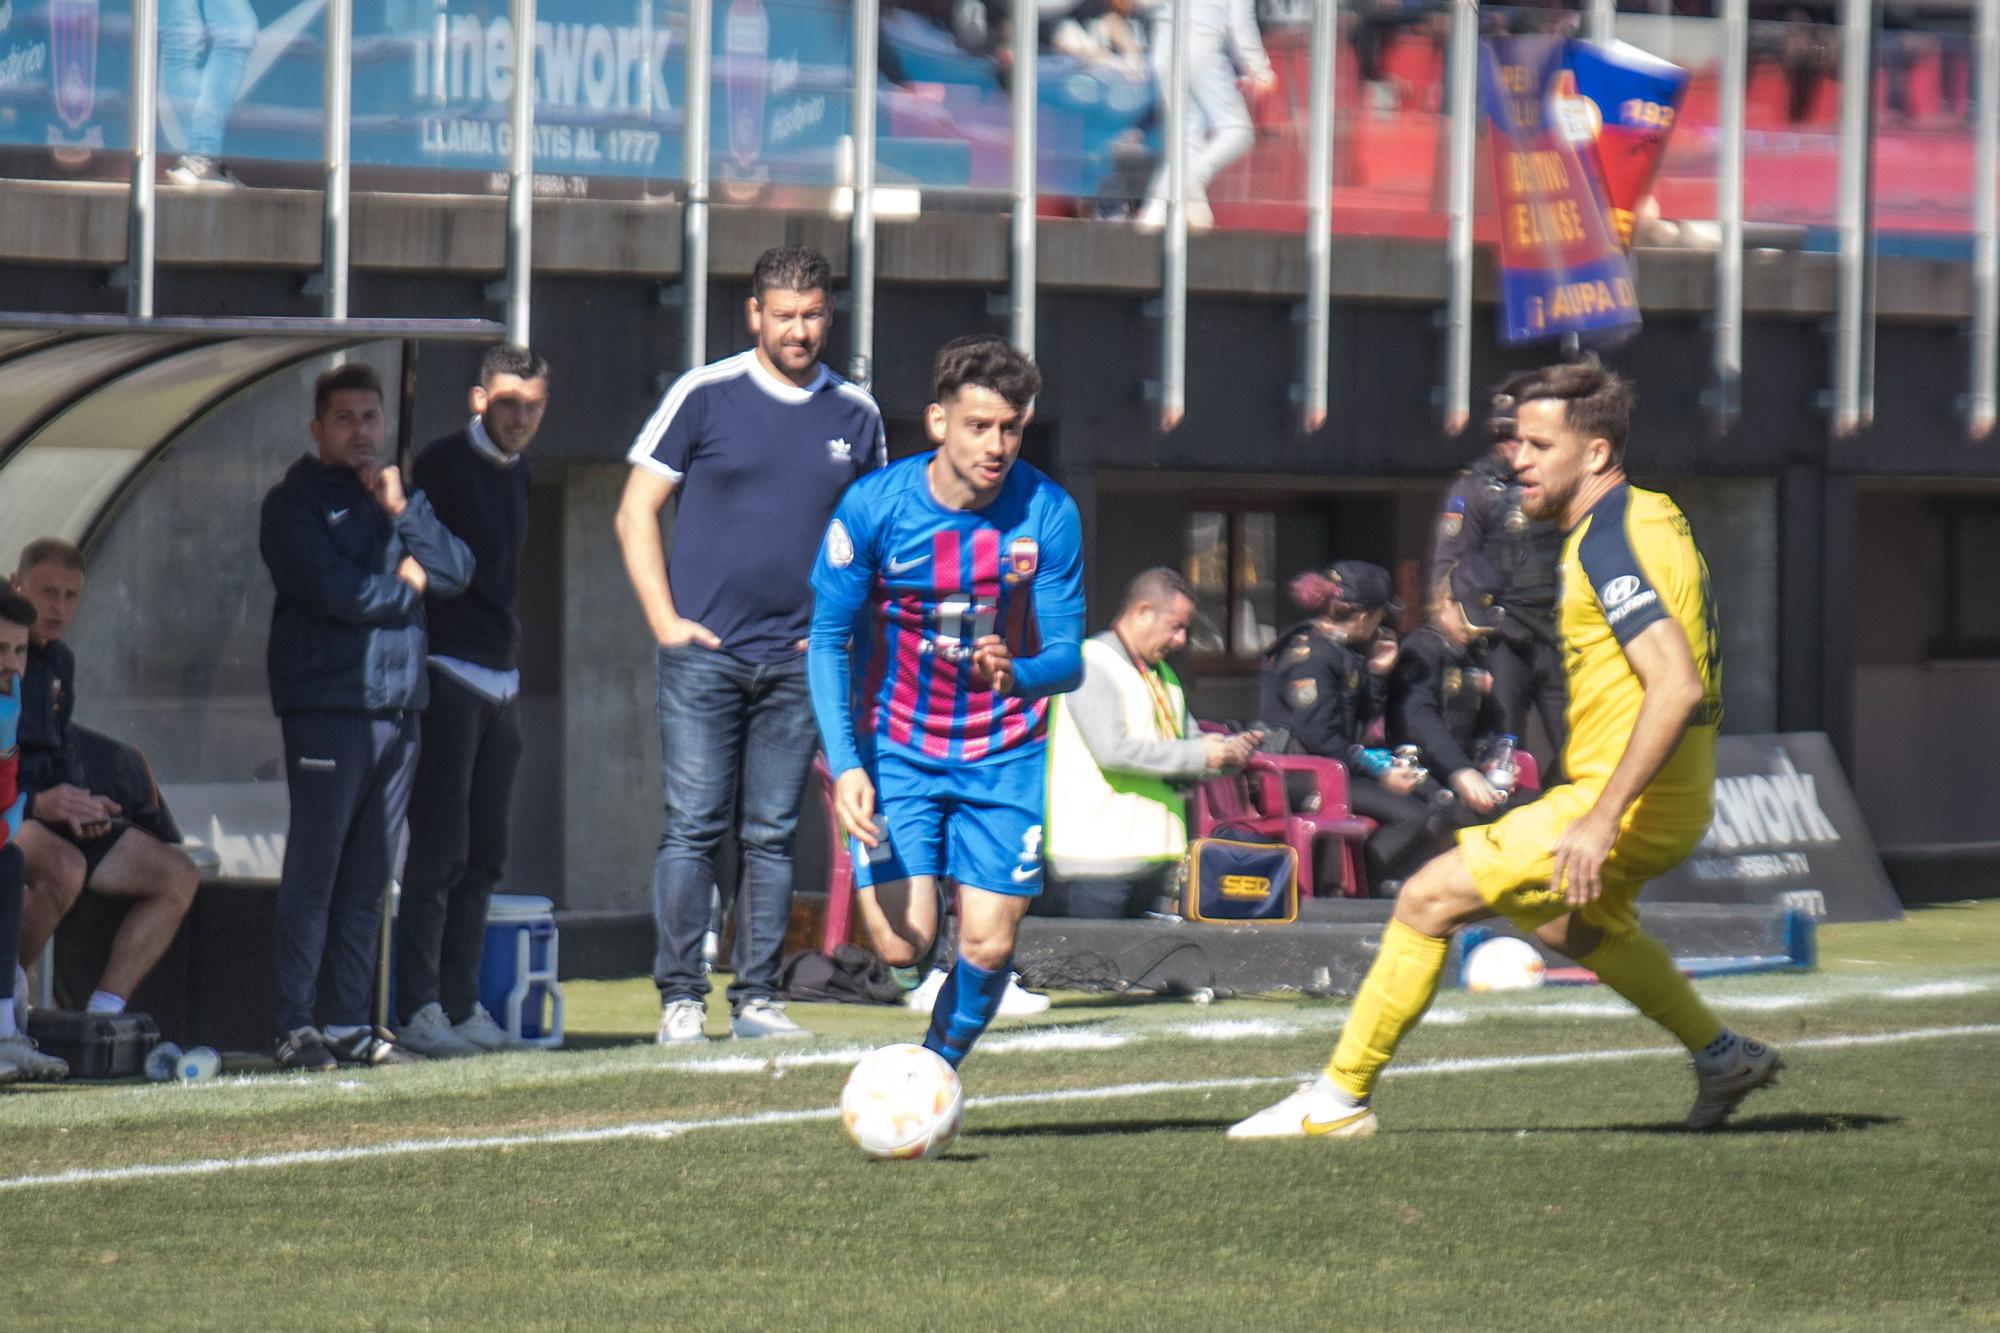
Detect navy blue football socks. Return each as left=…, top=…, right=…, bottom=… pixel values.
left=922, top=955, right=1011, bottom=1068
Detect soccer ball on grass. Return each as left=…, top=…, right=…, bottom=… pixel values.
left=840, top=1043, right=964, bottom=1161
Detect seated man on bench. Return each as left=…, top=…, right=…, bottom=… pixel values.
left=8, top=538, right=198, bottom=1019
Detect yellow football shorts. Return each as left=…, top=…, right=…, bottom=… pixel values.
left=1455, top=782, right=1710, bottom=936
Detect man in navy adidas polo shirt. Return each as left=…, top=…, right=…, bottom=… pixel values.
left=615, top=245, right=885, bottom=1045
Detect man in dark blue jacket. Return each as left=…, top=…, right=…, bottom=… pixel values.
left=260, top=361, right=474, bottom=1070
left=394, top=344, right=549, bottom=1058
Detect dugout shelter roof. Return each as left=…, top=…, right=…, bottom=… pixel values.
left=0, top=313, right=504, bottom=570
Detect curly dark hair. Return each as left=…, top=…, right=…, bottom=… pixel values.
left=932, top=335, right=1041, bottom=410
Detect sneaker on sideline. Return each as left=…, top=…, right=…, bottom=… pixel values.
left=1226, top=1081, right=1378, bottom=1141
left=0, top=1034, right=66, bottom=1082
left=397, top=1002, right=483, bottom=1058
left=999, top=974, right=1052, bottom=1016
left=325, top=1027, right=425, bottom=1067
left=902, top=968, right=1050, bottom=1016
left=1687, top=1038, right=1783, bottom=1130
left=657, top=997, right=708, bottom=1046
left=452, top=1003, right=516, bottom=1052
left=902, top=968, right=947, bottom=1013
left=275, top=1026, right=338, bottom=1073
left=730, top=997, right=809, bottom=1041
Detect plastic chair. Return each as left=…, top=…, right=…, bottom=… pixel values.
left=1245, top=753, right=1378, bottom=898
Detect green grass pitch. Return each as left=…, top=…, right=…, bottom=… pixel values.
left=2, top=902, right=1996, bottom=1331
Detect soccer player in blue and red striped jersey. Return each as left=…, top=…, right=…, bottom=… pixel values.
left=808, top=337, right=1084, bottom=1069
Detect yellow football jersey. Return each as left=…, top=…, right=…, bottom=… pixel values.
left=1557, top=484, right=1722, bottom=798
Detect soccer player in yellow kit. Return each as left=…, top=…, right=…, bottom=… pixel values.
left=1230, top=360, right=1782, bottom=1139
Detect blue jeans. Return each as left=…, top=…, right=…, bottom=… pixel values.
left=651, top=645, right=817, bottom=1008
left=160, top=0, right=258, bottom=157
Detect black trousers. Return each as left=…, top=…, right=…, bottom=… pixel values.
left=275, top=710, right=419, bottom=1035
left=1035, top=864, right=1176, bottom=920
left=398, top=669, right=523, bottom=1024
left=1488, top=633, right=1568, bottom=782
left=1346, top=774, right=1446, bottom=891
left=0, top=843, right=23, bottom=993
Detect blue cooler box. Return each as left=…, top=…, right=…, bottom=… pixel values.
left=477, top=894, right=566, bottom=1048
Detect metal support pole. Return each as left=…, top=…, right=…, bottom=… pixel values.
left=1441, top=0, right=1476, bottom=435
left=685, top=0, right=712, bottom=370
left=849, top=0, right=879, bottom=389
left=1712, top=0, right=1747, bottom=429
left=505, top=0, right=538, bottom=345
left=1009, top=0, right=1036, bottom=357
left=1586, top=0, right=1614, bottom=44
left=1971, top=0, right=1999, bottom=438
left=322, top=0, right=353, bottom=320
left=1160, top=0, right=1190, bottom=430
left=1300, top=0, right=1335, bottom=432
left=126, top=0, right=159, bottom=318
left=1831, top=0, right=1873, bottom=435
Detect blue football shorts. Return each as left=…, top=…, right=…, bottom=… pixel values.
left=850, top=747, right=1045, bottom=897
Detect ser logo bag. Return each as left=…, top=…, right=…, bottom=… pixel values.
left=1183, top=830, right=1298, bottom=924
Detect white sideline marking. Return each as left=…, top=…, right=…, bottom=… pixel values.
left=979, top=1029, right=1132, bottom=1054
left=3, top=1023, right=1995, bottom=1194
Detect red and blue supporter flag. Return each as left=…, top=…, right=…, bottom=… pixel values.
left=1481, top=34, right=1640, bottom=347
left=1565, top=39, right=1692, bottom=251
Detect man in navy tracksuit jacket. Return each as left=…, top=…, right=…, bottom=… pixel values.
left=394, top=345, right=549, bottom=1058
left=260, top=361, right=473, bottom=1070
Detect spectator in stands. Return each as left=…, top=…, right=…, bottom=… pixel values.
left=0, top=588, right=68, bottom=1083
left=1349, top=0, right=1424, bottom=119
left=1137, top=0, right=1278, bottom=231
left=1260, top=560, right=1441, bottom=892
left=1389, top=557, right=1512, bottom=823
left=6, top=538, right=199, bottom=1025
left=615, top=245, right=885, bottom=1046
left=260, top=362, right=473, bottom=1071
left=160, top=0, right=259, bottom=186
left=1778, top=9, right=1832, bottom=126
left=393, top=345, right=551, bottom=1058
left=1043, top=567, right=1261, bottom=918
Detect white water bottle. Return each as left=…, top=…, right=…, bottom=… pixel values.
left=1485, top=734, right=1519, bottom=803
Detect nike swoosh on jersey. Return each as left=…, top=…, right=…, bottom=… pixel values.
left=886, top=555, right=927, bottom=575
left=1301, top=1107, right=1375, bottom=1137
left=1009, top=862, right=1039, bottom=884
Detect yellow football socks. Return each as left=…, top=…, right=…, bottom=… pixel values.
left=1578, top=928, right=1723, bottom=1053
left=1326, top=919, right=1451, bottom=1101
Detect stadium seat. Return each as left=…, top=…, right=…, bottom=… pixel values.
left=1245, top=753, right=1376, bottom=899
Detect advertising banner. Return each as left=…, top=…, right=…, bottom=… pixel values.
left=0, top=0, right=1152, bottom=195
left=1480, top=32, right=1640, bottom=346
left=1648, top=732, right=1903, bottom=924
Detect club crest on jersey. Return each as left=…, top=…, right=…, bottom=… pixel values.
left=1285, top=677, right=1317, bottom=708
left=1004, top=536, right=1039, bottom=586
left=826, top=437, right=853, bottom=462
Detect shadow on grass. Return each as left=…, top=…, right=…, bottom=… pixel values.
left=1431, top=1112, right=1900, bottom=1136
left=970, top=1116, right=1241, bottom=1139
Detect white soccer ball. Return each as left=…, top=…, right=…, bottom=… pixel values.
left=840, top=1043, right=964, bottom=1161
left=1463, top=935, right=1547, bottom=993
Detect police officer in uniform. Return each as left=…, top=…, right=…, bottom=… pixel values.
left=1389, top=557, right=1512, bottom=827
left=1431, top=376, right=1567, bottom=778
left=1259, top=561, right=1441, bottom=892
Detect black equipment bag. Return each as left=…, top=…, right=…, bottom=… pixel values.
left=778, top=945, right=906, bottom=1006
left=25, top=1009, right=161, bottom=1078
